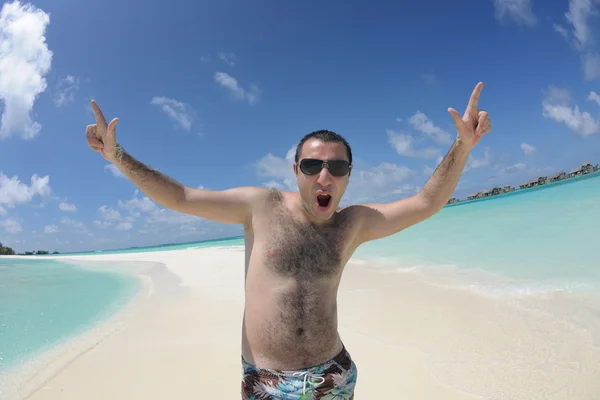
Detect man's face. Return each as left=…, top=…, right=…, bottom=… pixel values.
left=293, top=139, right=352, bottom=224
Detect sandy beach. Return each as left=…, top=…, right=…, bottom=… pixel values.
left=5, top=246, right=600, bottom=399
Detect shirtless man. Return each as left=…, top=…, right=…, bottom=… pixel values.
left=86, top=82, right=491, bottom=399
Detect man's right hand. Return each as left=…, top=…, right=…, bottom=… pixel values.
left=86, top=100, right=121, bottom=163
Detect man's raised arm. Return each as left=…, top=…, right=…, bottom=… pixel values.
left=354, top=82, right=492, bottom=244
left=86, top=100, right=264, bottom=225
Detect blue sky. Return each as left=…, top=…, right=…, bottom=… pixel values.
left=1, top=0, right=599, bottom=253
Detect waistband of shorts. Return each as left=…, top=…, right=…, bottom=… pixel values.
left=242, top=345, right=351, bottom=379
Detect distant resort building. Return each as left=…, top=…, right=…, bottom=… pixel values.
left=450, top=161, right=599, bottom=206
left=569, top=162, right=596, bottom=177
left=519, top=176, right=547, bottom=189
left=467, top=185, right=515, bottom=200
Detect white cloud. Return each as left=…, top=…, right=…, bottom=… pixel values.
left=0, top=206, right=6, bottom=216
left=0, top=1, right=52, bottom=140
left=53, top=75, right=79, bottom=107
left=565, top=0, right=597, bottom=50
left=93, top=219, right=112, bottom=229
left=500, top=162, right=527, bottom=174
left=542, top=86, right=599, bottom=136
left=344, top=162, right=415, bottom=204
left=44, top=224, right=58, bottom=234
left=104, top=164, right=126, bottom=179
left=0, top=172, right=51, bottom=207
left=589, top=91, right=600, bottom=106
left=58, top=201, right=76, bottom=212
left=255, top=146, right=297, bottom=190
left=581, top=52, right=600, bottom=81
left=554, top=23, right=569, bottom=38
left=118, top=196, right=159, bottom=217
left=0, top=217, right=21, bottom=233
left=408, top=111, right=454, bottom=145
left=115, top=221, right=133, bottom=231
left=386, top=130, right=440, bottom=159
left=214, top=72, right=260, bottom=104
left=218, top=52, right=236, bottom=67
left=493, top=0, right=537, bottom=27
left=57, top=217, right=94, bottom=238
left=520, top=142, right=537, bottom=156
left=465, top=147, right=493, bottom=171
left=150, top=96, right=195, bottom=131
left=559, top=0, right=600, bottom=80
left=98, top=205, right=122, bottom=221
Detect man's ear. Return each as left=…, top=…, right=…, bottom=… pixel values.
left=293, top=163, right=298, bottom=175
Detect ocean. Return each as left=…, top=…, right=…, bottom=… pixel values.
left=0, top=172, right=598, bottom=397
left=0, top=259, right=141, bottom=396
left=355, top=171, right=600, bottom=297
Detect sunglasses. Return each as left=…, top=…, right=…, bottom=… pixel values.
left=298, top=158, right=352, bottom=177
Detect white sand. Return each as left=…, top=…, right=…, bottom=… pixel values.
left=5, top=247, right=600, bottom=399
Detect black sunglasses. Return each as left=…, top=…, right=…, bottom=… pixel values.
left=298, top=158, right=352, bottom=177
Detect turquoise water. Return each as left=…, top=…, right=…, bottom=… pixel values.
left=0, top=259, right=139, bottom=371
left=355, top=172, right=600, bottom=296
left=41, top=235, right=245, bottom=256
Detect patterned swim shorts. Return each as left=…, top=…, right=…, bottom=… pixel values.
left=241, top=345, right=358, bottom=399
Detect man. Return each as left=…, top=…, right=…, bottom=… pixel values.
left=86, top=82, right=491, bottom=399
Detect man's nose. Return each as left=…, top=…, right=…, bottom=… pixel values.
left=316, top=165, right=332, bottom=185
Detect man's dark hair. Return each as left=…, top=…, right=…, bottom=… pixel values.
left=294, top=130, right=353, bottom=164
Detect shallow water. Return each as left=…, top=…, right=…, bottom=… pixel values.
left=0, top=259, right=139, bottom=371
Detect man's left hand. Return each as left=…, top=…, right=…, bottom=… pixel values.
left=448, top=82, right=491, bottom=149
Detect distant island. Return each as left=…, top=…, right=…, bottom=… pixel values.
left=447, top=161, right=599, bottom=205
left=0, top=242, right=59, bottom=256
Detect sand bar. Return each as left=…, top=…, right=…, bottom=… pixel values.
left=3, top=247, right=600, bottom=399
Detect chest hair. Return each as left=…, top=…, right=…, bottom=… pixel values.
left=263, top=191, right=350, bottom=279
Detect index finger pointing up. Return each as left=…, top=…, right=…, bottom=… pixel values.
left=90, top=100, right=108, bottom=129
left=467, top=82, right=484, bottom=114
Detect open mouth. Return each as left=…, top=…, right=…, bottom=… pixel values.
left=316, top=194, right=332, bottom=209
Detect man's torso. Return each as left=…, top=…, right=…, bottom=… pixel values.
left=241, top=189, right=362, bottom=370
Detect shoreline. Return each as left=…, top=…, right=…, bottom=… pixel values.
left=0, top=260, right=162, bottom=400
left=1, top=247, right=597, bottom=399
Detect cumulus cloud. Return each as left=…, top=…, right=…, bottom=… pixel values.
left=104, top=164, right=126, bottom=179
left=60, top=217, right=93, bottom=237
left=589, top=91, right=600, bottom=106
left=555, top=0, right=600, bottom=80
left=218, top=52, right=236, bottom=67
left=542, top=86, right=599, bottom=136
left=0, top=1, right=53, bottom=140
left=150, top=96, right=195, bottom=131
left=465, top=147, right=493, bottom=171
left=44, top=224, right=58, bottom=234
left=493, top=0, right=537, bottom=27
left=520, top=142, right=537, bottom=156
left=53, top=75, right=79, bottom=107
left=0, top=172, right=51, bottom=207
left=343, top=162, right=415, bottom=204
left=386, top=130, right=440, bottom=159
left=408, top=111, right=454, bottom=145
left=0, top=217, right=21, bottom=233
left=214, top=72, right=260, bottom=104
left=59, top=201, right=77, bottom=212
left=255, top=146, right=297, bottom=190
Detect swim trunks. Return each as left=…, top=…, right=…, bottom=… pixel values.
left=241, top=345, right=358, bottom=399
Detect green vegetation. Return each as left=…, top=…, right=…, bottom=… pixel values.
left=0, top=242, right=59, bottom=256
